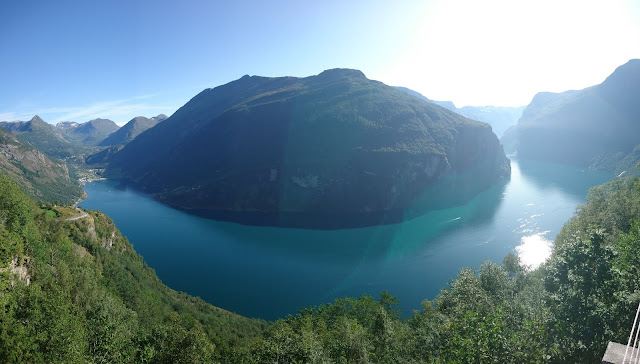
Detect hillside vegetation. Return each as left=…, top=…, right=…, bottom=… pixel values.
left=244, top=176, right=640, bottom=363
left=396, top=86, right=525, bottom=138
left=0, top=127, right=82, bottom=205
left=2, top=170, right=639, bottom=362
left=0, top=172, right=265, bottom=363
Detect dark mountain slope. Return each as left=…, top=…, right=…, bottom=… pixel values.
left=108, top=69, right=510, bottom=227
left=502, top=59, right=640, bottom=175
left=0, top=126, right=82, bottom=204
left=99, top=115, right=165, bottom=146
left=396, top=87, right=525, bottom=138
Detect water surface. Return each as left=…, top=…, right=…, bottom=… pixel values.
left=80, top=158, right=611, bottom=319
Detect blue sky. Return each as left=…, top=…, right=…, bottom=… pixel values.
left=1, top=0, right=639, bottom=125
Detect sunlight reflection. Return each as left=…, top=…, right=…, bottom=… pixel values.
left=516, top=231, right=552, bottom=270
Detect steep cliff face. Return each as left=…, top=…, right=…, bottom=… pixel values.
left=501, top=59, right=640, bottom=175
left=108, top=69, right=510, bottom=227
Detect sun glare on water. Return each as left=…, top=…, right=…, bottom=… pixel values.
left=516, top=231, right=553, bottom=270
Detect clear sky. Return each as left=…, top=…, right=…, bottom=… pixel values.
left=1, top=0, right=639, bottom=125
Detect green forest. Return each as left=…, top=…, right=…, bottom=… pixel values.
left=1, top=171, right=640, bottom=362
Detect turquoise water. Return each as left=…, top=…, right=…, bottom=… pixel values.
left=80, top=158, right=611, bottom=320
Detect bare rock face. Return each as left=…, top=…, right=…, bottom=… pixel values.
left=69, top=211, right=124, bottom=252
left=8, top=256, right=31, bottom=286
left=101, top=230, right=117, bottom=250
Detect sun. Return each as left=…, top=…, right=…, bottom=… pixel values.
left=373, top=0, right=640, bottom=107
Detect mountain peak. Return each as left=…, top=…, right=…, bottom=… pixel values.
left=613, top=58, right=640, bottom=74
left=131, top=116, right=150, bottom=123
left=317, top=68, right=366, bottom=80
left=88, top=118, right=117, bottom=126
left=152, top=114, right=168, bottom=122
left=98, top=115, right=161, bottom=146
left=29, top=115, right=46, bottom=124
left=600, top=58, right=640, bottom=89
left=56, top=121, right=79, bottom=129
left=598, top=58, right=640, bottom=111
left=107, top=69, right=510, bottom=228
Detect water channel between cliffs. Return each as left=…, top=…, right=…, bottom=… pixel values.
left=80, top=158, right=611, bottom=320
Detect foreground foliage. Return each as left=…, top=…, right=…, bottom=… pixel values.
left=0, top=173, right=265, bottom=363
left=248, top=177, right=640, bottom=363
left=2, top=172, right=639, bottom=362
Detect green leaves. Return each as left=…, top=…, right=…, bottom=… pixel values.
left=1, top=153, right=639, bottom=362
left=0, top=173, right=263, bottom=363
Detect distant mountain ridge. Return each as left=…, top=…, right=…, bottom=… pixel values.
left=107, top=69, right=510, bottom=228
left=501, top=59, right=640, bottom=176
left=396, top=87, right=525, bottom=138
left=1, top=114, right=166, bottom=163
left=99, top=114, right=167, bottom=146
left=58, top=118, right=119, bottom=146
left=0, top=115, right=79, bottom=159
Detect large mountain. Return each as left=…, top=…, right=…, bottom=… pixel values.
left=396, top=87, right=524, bottom=138
left=0, top=115, right=79, bottom=159
left=0, top=126, right=82, bottom=204
left=107, top=69, right=510, bottom=227
left=58, top=118, right=120, bottom=146
left=99, top=114, right=166, bottom=146
left=502, top=59, right=640, bottom=175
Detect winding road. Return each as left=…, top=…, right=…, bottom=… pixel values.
left=66, top=208, right=88, bottom=221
